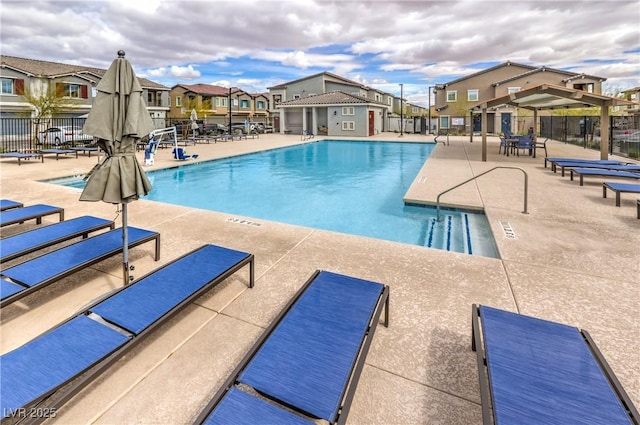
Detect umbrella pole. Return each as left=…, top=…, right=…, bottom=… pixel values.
left=122, top=202, right=130, bottom=284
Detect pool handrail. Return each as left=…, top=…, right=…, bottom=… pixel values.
left=436, top=166, right=528, bottom=221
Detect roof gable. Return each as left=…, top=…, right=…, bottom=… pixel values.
left=268, top=71, right=364, bottom=90
left=173, top=83, right=231, bottom=96
left=279, top=90, right=386, bottom=107
left=442, top=61, right=537, bottom=86
left=493, top=66, right=606, bottom=86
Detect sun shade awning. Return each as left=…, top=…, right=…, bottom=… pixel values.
left=469, top=83, right=640, bottom=162
left=471, top=83, right=637, bottom=111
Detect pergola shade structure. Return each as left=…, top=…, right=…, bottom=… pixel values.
left=470, top=83, right=639, bottom=161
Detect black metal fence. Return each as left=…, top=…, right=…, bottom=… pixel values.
left=0, top=116, right=256, bottom=152
left=1, top=115, right=638, bottom=158
left=540, top=115, right=640, bottom=159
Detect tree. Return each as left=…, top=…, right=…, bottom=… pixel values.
left=20, top=78, right=80, bottom=145
left=182, top=97, right=212, bottom=119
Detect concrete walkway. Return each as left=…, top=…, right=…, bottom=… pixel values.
left=0, top=132, right=637, bottom=424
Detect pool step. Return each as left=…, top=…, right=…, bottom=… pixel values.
left=425, top=213, right=473, bottom=254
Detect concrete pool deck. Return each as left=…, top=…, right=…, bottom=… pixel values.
left=0, top=132, right=638, bottom=424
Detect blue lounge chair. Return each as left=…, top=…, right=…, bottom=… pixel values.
left=0, top=152, right=44, bottom=165
left=195, top=270, right=390, bottom=425
left=39, top=148, right=75, bottom=160
left=1, top=215, right=114, bottom=262
left=553, top=161, right=640, bottom=177
left=544, top=157, right=623, bottom=169
left=0, top=199, right=23, bottom=211
left=0, top=204, right=64, bottom=227
left=603, top=182, right=640, bottom=207
left=472, top=304, right=639, bottom=425
left=0, top=244, right=254, bottom=418
left=0, top=226, right=160, bottom=307
left=69, top=146, right=100, bottom=157
left=570, top=168, right=640, bottom=186
left=172, top=147, right=198, bottom=160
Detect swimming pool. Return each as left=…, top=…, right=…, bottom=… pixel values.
left=51, top=140, right=498, bottom=257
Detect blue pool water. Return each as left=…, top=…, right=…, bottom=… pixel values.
left=51, top=140, right=498, bottom=257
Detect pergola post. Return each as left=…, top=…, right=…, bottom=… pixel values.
left=600, top=106, right=610, bottom=160
left=481, top=107, right=488, bottom=162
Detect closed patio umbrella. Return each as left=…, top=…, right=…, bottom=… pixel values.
left=80, top=50, right=155, bottom=284
left=190, top=108, right=198, bottom=138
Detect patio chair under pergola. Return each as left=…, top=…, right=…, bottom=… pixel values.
left=470, top=83, right=640, bottom=161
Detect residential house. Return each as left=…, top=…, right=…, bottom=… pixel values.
left=434, top=61, right=606, bottom=135
left=277, top=91, right=388, bottom=137
left=268, top=72, right=397, bottom=135
left=619, top=86, right=640, bottom=116
left=0, top=55, right=170, bottom=122
left=169, top=84, right=270, bottom=128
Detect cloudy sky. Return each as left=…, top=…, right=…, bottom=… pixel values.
left=1, top=0, right=639, bottom=106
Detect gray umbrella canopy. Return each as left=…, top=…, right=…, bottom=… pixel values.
left=80, top=51, right=155, bottom=284
left=81, top=51, right=154, bottom=204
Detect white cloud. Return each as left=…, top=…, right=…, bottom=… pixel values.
left=169, top=65, right=201, bottom=80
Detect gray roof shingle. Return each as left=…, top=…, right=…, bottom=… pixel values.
left=0, top=55, right=169, bottom=90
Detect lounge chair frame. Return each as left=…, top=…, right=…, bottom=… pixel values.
left=194, top=269, right=389, bottom=425
left=3, top=244, right=254, bottom=425
left=570, top=168, right=640, bottom=186
left=0, top=227, right=160, bottom=307
left=39, top=148, right=75, bottom=160
left=0, top=152, right=44, bottom=165
left=0, top=204, right=64, bottom=227
left=603, top=182, right=640, bottom=206
left=0, top=216, right=115, bottom=263
left=471, top=304, right=639, bottom=425
left=0, top=199, right=23, bottom=211
left=69, top=146, right=100, bottom=157
left=544, top=157, right=623, bottom=169
left=552, top=161, right=639, bottom=177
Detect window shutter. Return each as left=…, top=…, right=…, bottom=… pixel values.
left=15, top=79, right=24, bottom=95
left=81, top=85, right=88, bottom=99
left=56, top=83, right=64, bottom=96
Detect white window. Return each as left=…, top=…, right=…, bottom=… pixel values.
left=342, top=106, right=355, bottom=115
left=412, top=107, right=419, bottom=113
left=446, top=90, right=457, bottom=102
left=467, top=89, right=479, bottom=102
left=1, top=78, right=14, bottom=94
left=176, top=96, right=182, bottom=107
left=507, top=87, right=520, bottom=94
left=256, top=100, right=265, bottom=109
left=440, top=116, right=450, bottom=129
left=342, top=121, right=355, bottom=131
